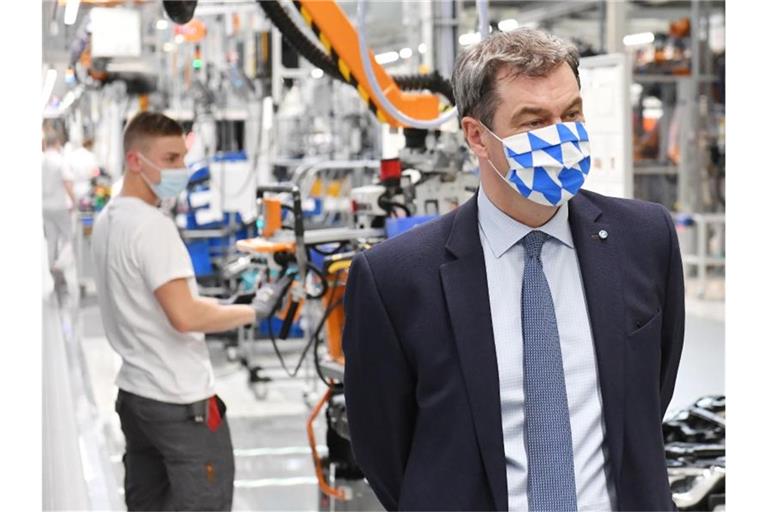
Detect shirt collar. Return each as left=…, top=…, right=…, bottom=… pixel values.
left=477, top=184, right=574, bottom=259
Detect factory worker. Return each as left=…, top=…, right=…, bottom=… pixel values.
left=42, top=128, right=77, bottom=295
left=92, top=112, right=281, bottom=511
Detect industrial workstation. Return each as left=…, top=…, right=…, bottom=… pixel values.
left=40, top=1, right=726, bottom=511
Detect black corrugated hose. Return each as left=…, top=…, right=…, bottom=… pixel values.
left=258, top=0, right=344, bottom=81
left=257, top=0, right=455, bottom=105
left=392, top=70, right=455, bottom=105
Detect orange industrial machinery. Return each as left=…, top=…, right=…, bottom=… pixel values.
left=293, top=0, right=441, bottom=127
left=235, top=0, right=452, bottom=501
left=237, top=190, right=353, bottom=501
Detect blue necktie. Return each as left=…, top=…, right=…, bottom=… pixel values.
left=522, top=230, right=578, bottom=511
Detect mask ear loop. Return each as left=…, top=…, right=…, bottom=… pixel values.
left=137, top=153, right=161, bottom=171
left=138, top=153, right=191, bottom=179
left=477, top=120, right=513, bottom=184
left=133, top=153, right=163, bottom=205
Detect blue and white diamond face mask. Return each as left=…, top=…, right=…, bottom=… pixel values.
left=483, top=121, right=591, bottom=207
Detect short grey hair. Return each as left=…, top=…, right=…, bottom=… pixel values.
left=452, top=27, right=581, bottom=128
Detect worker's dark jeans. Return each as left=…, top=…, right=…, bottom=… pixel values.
left=115, top=390, right=235, bottom=511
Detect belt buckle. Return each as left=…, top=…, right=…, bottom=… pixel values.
left=188, top=399, right=207, bottom=423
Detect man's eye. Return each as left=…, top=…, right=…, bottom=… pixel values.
left=565, top=111, right=581, bottom=119
left=526, top=119, right=544, bottom=128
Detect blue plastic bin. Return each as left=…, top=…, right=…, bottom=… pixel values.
left=385, top=215, right=438, bottom=239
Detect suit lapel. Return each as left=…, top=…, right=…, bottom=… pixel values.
left=440, top=195, right=508, bottom=511
left=568, top=192, right=626, bottom=489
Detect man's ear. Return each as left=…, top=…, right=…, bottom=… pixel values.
left=461, top=117, right=490, bottom=160
left=125, top=150, right=141, bottom=174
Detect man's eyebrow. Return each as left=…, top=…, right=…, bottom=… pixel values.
left=509, top=106, right=552, bottom=125
left=562, top=97, right=583, bottom=112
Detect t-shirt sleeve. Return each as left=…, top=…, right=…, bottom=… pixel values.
left=87, top=153, right=100, bottom=178
left=59, top=155, right=75, bottom=181
left=135, top=217, right=195, bottom=292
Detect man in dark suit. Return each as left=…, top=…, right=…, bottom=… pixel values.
left=343, top=28, right=684, bottom=511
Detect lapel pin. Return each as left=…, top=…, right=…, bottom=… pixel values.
left=598, top=229, right=608, bottom=240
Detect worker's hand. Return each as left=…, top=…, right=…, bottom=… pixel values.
left=252, top=274, right=294, bottom=321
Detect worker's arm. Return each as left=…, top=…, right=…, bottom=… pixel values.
left=63, top=180, right=77, bottom=208
left=342, top=253, right=416, bottom=511
left=59, top=158, right=77, bottom=208
left=659, top=205, right=686, bottom=418
left=155, top=278, right=256, bottom=334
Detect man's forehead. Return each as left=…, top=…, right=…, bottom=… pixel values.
left=147, top=135, right=187, bottom=153
left=496, top=68, right=580, bottom=108
left=495, top=61, right=576, bottom=84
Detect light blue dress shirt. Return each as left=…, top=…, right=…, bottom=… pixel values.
left=477, top=185, right=617, bottom=511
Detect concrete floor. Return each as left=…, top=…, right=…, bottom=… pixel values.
left=72, top=289, right=724, bottom=511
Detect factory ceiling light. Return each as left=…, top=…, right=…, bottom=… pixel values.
left=41, top=68, right=57, bottom=109
left=64, top=0, right=80, bottom=26
left=459, top=32, right=481, bottom=46
left=498, top=18, right=519, bottom=32
left=374, top=51, right=399, bottom=65
left=623, top=32, right=655, bottom=46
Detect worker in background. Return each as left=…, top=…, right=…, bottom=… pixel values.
left=343, top=28, right=685, bottom=511
left=66, top=136, right=100, bottom=206
left=42, top=128, right=76, bottom=286
left=91, top=112, right=283, bottom=511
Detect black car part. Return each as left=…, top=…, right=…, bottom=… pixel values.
left=664, top=396, right=725, bottom=511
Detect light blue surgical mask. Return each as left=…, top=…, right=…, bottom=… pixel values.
left=138, top=153, right=190, bottom=199
left=482, top=121, right=591, bottom=207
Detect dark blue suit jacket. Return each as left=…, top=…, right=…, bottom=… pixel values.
left=342, top=189, right=685, bottom=511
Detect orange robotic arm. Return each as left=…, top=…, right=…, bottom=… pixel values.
left=293, top=0, right=441, bottom=127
